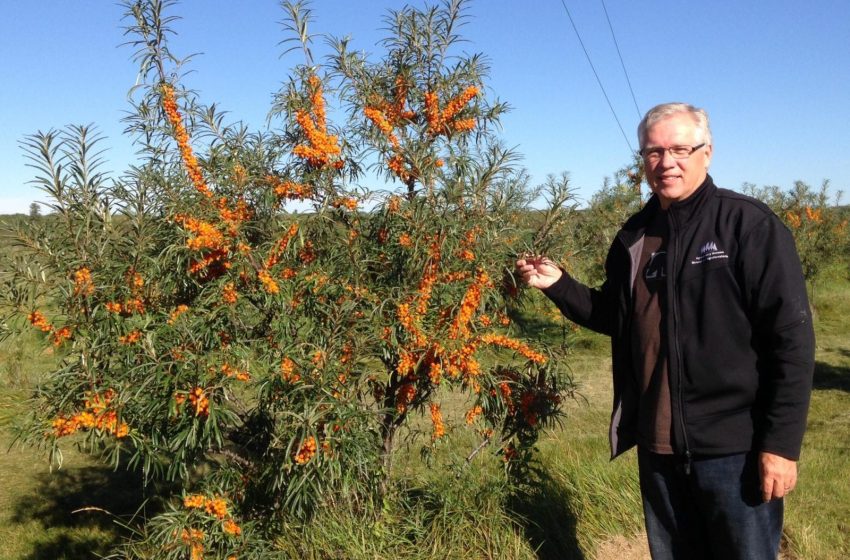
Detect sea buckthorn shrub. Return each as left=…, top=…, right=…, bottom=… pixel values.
left=567, top=158, right=644, bottom=286
left=5, top=0, right=576, bottom=554
left=743, top=180, right=849, bottom=303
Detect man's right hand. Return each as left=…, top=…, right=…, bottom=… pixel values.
left=515, top=255, right=563, bottom=290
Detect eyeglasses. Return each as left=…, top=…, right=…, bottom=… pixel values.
left=640, top=143, right=705, bottom=163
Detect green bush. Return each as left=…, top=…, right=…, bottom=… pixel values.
left=2, top=1, right=578, bottom=556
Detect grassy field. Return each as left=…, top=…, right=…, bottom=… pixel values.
left=1, top=273, right=848, bottom=559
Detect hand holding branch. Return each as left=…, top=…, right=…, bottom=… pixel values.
left=515, top=254, right=563, bottom=290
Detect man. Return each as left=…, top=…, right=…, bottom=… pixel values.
left=516, top=103, right=814, bottom=559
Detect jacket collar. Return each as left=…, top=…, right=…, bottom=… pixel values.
left=665, top=174, right=716, bottom=227
left=617, top=175, right=716, bottom=247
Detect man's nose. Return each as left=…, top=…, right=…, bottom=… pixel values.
left=659, top=148, right=677, bottom=166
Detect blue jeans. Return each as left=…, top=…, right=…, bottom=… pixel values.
left=637, top=448, right=783, bottom=560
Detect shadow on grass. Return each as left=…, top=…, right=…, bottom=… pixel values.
left=508, top=469, right=586, bottom=560
left=813, top=360, right=850, bottom=392
left=511, top=309, right=572, bottom=348
left=511, top=308, right=609, bottom=356
left=12, top=463, right=156, bottom=560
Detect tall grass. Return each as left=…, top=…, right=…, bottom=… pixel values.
left=782, top=269, right=850, bottom=559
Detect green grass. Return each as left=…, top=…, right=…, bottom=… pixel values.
left=1, top=274, right=849, bottom=559
left=782, top=273, right=850, bottom=559
left=0, top=334, right=155, bottom=560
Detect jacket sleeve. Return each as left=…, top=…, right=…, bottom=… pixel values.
left=541, top=244, right=620, bottom=336
left=739, top=213, right=815, bottom=460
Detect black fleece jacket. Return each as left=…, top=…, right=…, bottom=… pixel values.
left=543, top=176, right=814, bottom=461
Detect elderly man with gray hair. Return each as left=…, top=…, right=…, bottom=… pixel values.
left=516, top=102, right=814, bottom=559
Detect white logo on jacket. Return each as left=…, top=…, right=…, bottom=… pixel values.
left=691, top=240, right=728, bottom=265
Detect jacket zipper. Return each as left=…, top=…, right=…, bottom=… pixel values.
left=668, top=211, right=693, bottom=474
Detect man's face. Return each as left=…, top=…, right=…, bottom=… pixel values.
left=642, top=113, right=712, bottom=209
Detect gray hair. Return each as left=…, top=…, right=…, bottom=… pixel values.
left=638, top=102, right=712, bottom=150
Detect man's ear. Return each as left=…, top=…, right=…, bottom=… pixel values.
left=702, top=143, right=713, bottom=169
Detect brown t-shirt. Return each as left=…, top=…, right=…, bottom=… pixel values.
left=631, top=210, right=673, bottom=454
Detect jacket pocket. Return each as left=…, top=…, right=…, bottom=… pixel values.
left=686, top=406, right=754, bottom=455
left=678, top=256, right=731, bottom=284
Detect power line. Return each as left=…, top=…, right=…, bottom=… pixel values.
left=558, top=0, right=634, bottom=153
left=600, top=0, right=641, bottom=119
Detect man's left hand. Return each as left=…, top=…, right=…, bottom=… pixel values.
left=759, top=451, right=798, bottom=502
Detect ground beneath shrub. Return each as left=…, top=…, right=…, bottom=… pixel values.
left=593, top=533, right=649, bottom=560
left=593, top=532, right=796, bottom=560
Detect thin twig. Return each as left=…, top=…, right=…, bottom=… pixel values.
left=464, top=434, right=491, bottom=465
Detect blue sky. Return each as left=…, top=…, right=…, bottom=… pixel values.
left=2, top=1, right=848, bottom=214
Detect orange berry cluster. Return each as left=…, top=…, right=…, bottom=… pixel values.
left=167, top=304, right=189, bottom=325
left=173, top=213, right=232, bottom=278
left=457, top=248, right=475, bottom=261
left=175, top=387, right=210, bottom=417
left=364, top=107, right=398, bottom=145
left=28, top=310, right=52, bottom=332
left=298, top=240, right=317, bottom=265
left=364, top=75, right=415, bottom=148
left=292, top=76, right=343, bottom=169
left=785, top=211, right=801, bottom=228
left=386, top=195, right=402, bottom=214
left=163, top=84, right=253, bottom=280
left=73, top=267, right=95, bottom=297
left=181, top=493, right=243, bottom=555
left=280, top=357, right=300, bottom=383
left=479, top=333, right=546, bottom=364
left=189, top=387, right=209, bottom=417
left=257, top=269, right=280, bottom=294
left=294, top=435, right=317, bottom=465
left=498, top=382, right=513, bottom=413
left=118, top=330, right=142, bottom=345
left=221, top=282, right=238, bottom=304
left=805, top=206, right=822, bottom=222
left=183, top=494, right=229, bottom=519
left=424, top=85, right=478, bottom=135
left=161, top=83, right=212, bottom=199
left=396, top=303, right=427, bottom=348
left=266, top=176, right=313, bottom=202
left=494, top=375, right=562, bottom=430
left=104, top=270, right=147, bottom=316
left=365, top=77, right=464, bottom=182
left=456, top=227, right=479, bottom=262
left=395, top=382, right=416, bottom=414
left=429, top=402, right=446, bottom=441
left=444, top=343, right=482, bottom=391
left=180, top=528, right=206, bottom=560
left=105, top=297, right=146, bottom=316
left=465, top=405, right=483, bottom=425
left=427, top=360, right=443, bottom=384
left=331, top=197, right=358, bottom=211
left=449, top=269, right=491, bottom=340
left=786, top=206, right=823, bottom=229
left=51, top=389, right=129, bottom=439
left=220, top=363, right=250, bottom=382
left=264, top=223, right=300, bottom=269
left=396, top=350, right=417, bottom=378
left=28, top=311, right=73, bottom=347
left=214, top=197, right=252, bottom=233
left=51, top=326, right=72, bottom=346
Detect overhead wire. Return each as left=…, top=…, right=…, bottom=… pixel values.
left=558, top=0, right=634, bottom=153
left=600, top=0, right=641, bottom=119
